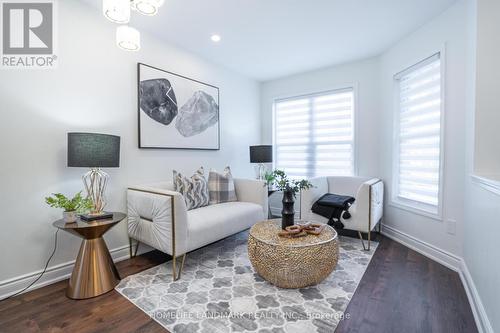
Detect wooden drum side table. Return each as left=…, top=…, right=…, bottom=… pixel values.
left=53, top=212, right=126, bottom=299
left=248, top=219, right=339, bottom=289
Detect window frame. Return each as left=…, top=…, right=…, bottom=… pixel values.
left=272, top=84, right=359, bottom=178
left=390, top=49, right=446, bottom=220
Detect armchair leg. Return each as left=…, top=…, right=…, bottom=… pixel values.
left=377, top=221, right=382, bottom=233
left=357, top=231, right=371, bottom=251
left=172, top=253, right=187, bottom=281
left=129, top=238, right=140, bottom=258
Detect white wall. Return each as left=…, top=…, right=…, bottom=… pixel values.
left=473, top=0, right=500, bottom=179
left=0, top=0, right=260, bottom=288
left=378, top=1, right=468, bottom=259
left=463, top=0, right=500, bottom=331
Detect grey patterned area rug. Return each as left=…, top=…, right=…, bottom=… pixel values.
left=116, top=231, right=378, bottom=333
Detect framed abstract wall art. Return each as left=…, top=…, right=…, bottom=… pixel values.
left=137, top=63, right=220, bottom=150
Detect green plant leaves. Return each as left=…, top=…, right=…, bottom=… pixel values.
left=45, top=191, right=93, bottom=212
left=267, top=169, right=314, bottom=195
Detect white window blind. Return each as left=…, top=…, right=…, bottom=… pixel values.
left=274, top=88, right=354, bottom=179
left=395, top=53, right=442, bottom=211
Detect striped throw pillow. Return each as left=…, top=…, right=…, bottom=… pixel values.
left=208, top=166, right=237, bottom=205
left=173, top=167, right=209, bottom=210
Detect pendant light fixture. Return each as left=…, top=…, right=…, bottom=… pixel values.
left=103, top=0, right=165, bottom=51
left=131, top=0, right=165, bottom=16
left=116, top=25, right=141, bottom=51
left=103, top=0, right=130, bottom=23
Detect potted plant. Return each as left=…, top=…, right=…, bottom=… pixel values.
left=263, top=171, right=276, bottom=191
left=45, top=192, right=93, bottom=223
left=269, top=170, right=313, bottom=229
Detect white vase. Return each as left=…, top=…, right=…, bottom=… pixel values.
left=63, top=211, right=77, bottom=223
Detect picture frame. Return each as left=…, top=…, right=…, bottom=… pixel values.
left=137, top=63, right=220, bottom=150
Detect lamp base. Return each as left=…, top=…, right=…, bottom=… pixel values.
left=254, top=163, right=267, bottom=180
left=83, top=168, right=109, bottom=214
left=80, top=212, right=114, bottom=222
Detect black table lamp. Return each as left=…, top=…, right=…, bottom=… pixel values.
left=68, top=133, right=120, bottom=220
left=249, top=145, right=272, bottom=179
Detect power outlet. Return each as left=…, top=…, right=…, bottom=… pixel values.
left=446, top=219, right=456, bottom=235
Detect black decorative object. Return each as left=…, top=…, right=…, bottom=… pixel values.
left=139, top=78, right=178, bottom=125
left=265, top=170, right=313, bottom=229
left=67, top=133, right=121, bottom=221
left=138, top=63, right=220, bottom=150
left=79, top=212, right=113, bottom=221
left=311, top=193, right=355, bottom=230
left=281, top=189, right=295, bottom=229
left=249, top=145, right=273, bottom=163
left=68, top=133, right=120, bottom=168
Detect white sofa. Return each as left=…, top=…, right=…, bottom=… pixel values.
left=300, top=176, right=384, bottom=250
left=127, top=178, right=267, bottom=280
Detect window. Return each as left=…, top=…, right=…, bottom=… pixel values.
left=393, top=53, right=443, bottom=215
left=273, top=88, right=355, bottom=179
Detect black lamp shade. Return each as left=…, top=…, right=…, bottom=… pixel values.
left=249, top=145, right=273, bottom=163
left=67, top=133, right=120, bottom=168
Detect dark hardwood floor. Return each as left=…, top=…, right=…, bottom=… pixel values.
left=336, top=236, right=477, bottom=333
left=0, top=235, right=477, bottom=333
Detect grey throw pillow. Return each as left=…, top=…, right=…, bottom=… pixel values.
left=173, top=167, right=209, bottom=210
left=208, top=166, right=237, bottom=205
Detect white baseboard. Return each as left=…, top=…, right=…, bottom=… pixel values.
left=382, top=224, right=493, bottom=333
left=381, top=224, right=461, bottom=271
left=0, top=242, right=150, bottom=300
left=459, top=259, right=494, bottom=333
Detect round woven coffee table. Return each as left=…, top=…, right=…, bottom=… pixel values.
left=248, top=219, right=339, bottom=289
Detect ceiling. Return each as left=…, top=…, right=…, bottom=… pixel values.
left=82, top=0, right=457, bottom=81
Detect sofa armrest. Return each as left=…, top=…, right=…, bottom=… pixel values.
left=355, top=178, right=384, bottom=230
left=233, top=178, right=268, bottom=217
left=127, top=186, right=188, bottom=256
left=300, top=177, right=328, bottom=220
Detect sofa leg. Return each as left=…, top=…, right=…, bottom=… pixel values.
left=377, top=221, right=382, bottom=233
left=129, top=238, right=140, bottom=258
left=172, top=253, right=187, bottom=281
left=357, top=231, right=371, bottom=251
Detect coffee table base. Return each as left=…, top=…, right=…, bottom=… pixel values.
left=67, top=237, right=120, bottom=299
left=248, top=234, right=339, bottom=289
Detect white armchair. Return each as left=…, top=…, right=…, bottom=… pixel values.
left=127, top=178, right=267, bottom=280
left=300, top=176, right=383, bottom=250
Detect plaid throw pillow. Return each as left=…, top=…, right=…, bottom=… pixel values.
left=173, top=167, right=209, bottom=210
left=208, top=166, right=237, bottom=205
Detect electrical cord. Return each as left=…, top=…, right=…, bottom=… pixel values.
left=0, top=228, right=59, bottom=302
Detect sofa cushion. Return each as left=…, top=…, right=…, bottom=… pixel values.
left=208, top=166, right=237, bottom=205
left=186, top=201, right=264, bottom=251
left=173, top=167, right=209, bottom=210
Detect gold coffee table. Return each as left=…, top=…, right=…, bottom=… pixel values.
left=248, top=219, right=339, bottom=289
left=53, top=212, right=126, bottom=299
